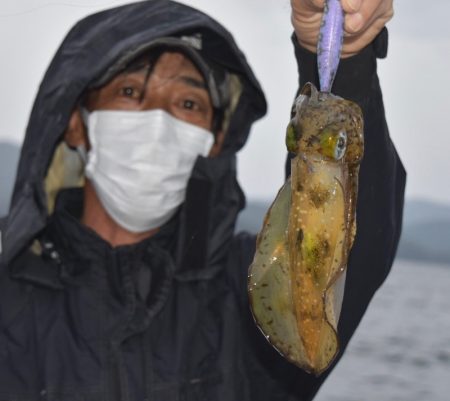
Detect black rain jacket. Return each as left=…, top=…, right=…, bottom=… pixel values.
left=0, top=1, right=406, bottom=400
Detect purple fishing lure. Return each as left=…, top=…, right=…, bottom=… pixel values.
left=317, top=0, right=345, bottom=93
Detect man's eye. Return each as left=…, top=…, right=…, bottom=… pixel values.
left=182, top=99, right=198, bottom=110
left=120, top=86, right=140, bottom=99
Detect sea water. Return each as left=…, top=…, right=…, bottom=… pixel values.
left=315, top=259, right=450, bottom=401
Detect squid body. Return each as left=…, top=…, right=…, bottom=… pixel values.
left=248, top=82, right=364, bottom=375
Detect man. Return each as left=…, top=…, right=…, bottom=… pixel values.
left=0, top=0, right=404, bottom=400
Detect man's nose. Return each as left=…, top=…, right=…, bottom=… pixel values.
left=139, top=85, right=172, bottom=115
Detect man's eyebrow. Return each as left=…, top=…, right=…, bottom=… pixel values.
left=178, top=75, right=208, bottom=90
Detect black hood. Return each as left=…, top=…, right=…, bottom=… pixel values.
left=1, top=0, right=267, bottom=273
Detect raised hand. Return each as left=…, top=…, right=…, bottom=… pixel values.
left=291, top=0, right=393, bottom=58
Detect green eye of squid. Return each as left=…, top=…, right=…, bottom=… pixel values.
left=319, top=128, right=347, bottom=160
left=286, top=122, right=299, bottom=153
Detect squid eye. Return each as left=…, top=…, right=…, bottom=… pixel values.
left=319, top=127, right=347, bottom=160
left=334, top=131, right=347, bottom=160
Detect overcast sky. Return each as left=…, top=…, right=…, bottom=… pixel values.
left=0, top=0, right=449, bottom=205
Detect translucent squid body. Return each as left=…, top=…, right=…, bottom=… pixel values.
left=248, top=82, right=364, bottom=375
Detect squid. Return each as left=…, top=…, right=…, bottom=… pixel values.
left=248, top=0, right=364, bottom=375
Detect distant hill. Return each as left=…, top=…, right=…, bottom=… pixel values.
left=236, top=198, right=450, bottom=265
left=235, top=199, right=270, bottom=234
left=0, top=141, right=20, bottom=217
left=396, top=199, right=450, bottom=265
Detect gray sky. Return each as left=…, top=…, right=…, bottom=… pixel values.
left=0, top=0, right=449, bottom=204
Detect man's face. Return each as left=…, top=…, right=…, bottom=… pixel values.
left=85, top=51, right=214, bottom=131
left=65, top=50, right=226, bottom=156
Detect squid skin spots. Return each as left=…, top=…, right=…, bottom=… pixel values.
left=308, top=185, right=331, bottom=208
left=296, top=229, right=304, bottom=248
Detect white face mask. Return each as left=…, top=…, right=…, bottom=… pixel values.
left=83, top=109, right=214, bottom=233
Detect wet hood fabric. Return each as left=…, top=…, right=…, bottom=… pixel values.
left=1, top=0, right=267, bottom=271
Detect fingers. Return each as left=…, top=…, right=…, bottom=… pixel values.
left=304, top=0, right=325, bottom=10
left=344, top=0, right=393, bottom=35
left=341, top=0, right=393, bottom=57
left=291, top=0, right=393, bottom=57
left=291, top=0, right=324, bottom=14
left=341, top=0, right=362, bottom=13
left=345, top=12, right=365, bottom=33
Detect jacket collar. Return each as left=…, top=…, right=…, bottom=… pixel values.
left=10, top=188, right=177, bottom=295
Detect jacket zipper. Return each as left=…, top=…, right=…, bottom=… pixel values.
left=107, top=250, right=128, bottom=401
